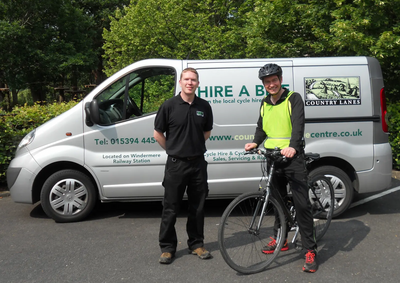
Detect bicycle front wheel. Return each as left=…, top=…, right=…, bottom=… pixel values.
left=309, top=175, right=334, bottom=241
left=218, top=191, right=286, bottom=274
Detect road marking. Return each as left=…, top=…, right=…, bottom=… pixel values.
left=349, top=186, right=400, bottom=209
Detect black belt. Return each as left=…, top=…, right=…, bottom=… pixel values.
left=169, top=155, right=202, bottom=161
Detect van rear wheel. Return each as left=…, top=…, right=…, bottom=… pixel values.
left=309, top=166, right=353, bottom=218
left=40, top=169, right=97, bottom=222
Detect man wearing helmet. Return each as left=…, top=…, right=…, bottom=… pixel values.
left=244, top=63, right=318, bottom=273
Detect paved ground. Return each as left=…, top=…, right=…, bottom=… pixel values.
left=0, top=175, right=400, bottom=283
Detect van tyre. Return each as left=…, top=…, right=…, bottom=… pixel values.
left=40, top=170, right=97, bottom=223
left=308, top=166, right=353, bottom=218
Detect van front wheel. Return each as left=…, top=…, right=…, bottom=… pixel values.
left=40, top=170, right=97, bottom=223
left=309, top=166, right=353, bottom=218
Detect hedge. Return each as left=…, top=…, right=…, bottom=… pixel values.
left=0, top=101, right=79, bottom=185
left=388, top=101, right=400, bottom=170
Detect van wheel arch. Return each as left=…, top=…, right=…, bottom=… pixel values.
left=308, top=165, right=354, bottom=218
left=33, top=162, right=99, bottom=203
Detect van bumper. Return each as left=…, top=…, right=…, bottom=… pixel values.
left=356, top=143, right=392, bottom=193
left=6, top=148, right=39, bottom=204
left=7, top=167, right=36, bottom=203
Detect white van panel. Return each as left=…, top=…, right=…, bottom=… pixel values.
left=28, top=102, right=85, bottom=164
left=305, top=122, right=373, bottom=170
left=189, top=60, right=293, bottom=126
left=356, top=143, right=392, bottom=193
left=294, top=65, right=372, bottom=118
left=83, top=114, right=167, bottom=198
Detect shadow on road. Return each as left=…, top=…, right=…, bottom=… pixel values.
left=29, top=177, right=400, bottom=223
left=29, top=198, right=232, bottom=221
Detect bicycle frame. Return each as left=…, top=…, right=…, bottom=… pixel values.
left=247, top=149, right=297, bottom=240
left=246, top=148, right=327, bottom=245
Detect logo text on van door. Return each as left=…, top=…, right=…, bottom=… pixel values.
left=94, top=137, right=156, bottom=145
left=305, top=129, right=363, bottom=138
left=197, top=84, right=289, bottom=104
left=208, top=134, right=254, bottom=142
left=304, top=77, right=361, bottom=106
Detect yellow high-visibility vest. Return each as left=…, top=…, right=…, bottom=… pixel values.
left=261, top=91, right=294, bottom=149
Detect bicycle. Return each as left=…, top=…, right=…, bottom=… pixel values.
left=217, top=148, right=335, bottom=274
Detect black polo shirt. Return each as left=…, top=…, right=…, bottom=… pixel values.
left=154, top=92, right=213, bottom=158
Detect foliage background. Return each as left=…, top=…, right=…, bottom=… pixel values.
left=0, top=101, right=78, bottom=184
left=103, top=0, right=400, bottom=104
left=388, top=102, right=400, bottom=170
left=0, top=0, right=130, bottom=109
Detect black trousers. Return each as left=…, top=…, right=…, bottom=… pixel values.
left=272, top=153, right=317, bottom=252
left=159, top=156, right=209, bottom=254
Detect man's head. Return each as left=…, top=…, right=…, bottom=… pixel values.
left=180, top=67, right=199, bottom=80
left=179, top=68, right=199, bottom=96
left=258, top=63, right=282, bottom=81
left=259, top=63, right=283, bottom=96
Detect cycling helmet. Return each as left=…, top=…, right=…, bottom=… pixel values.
left=258, top=63, right=282, bottom=80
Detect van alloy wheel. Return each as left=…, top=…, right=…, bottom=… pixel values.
left=41, top=169, right=96, bottom=222
left=48, top=178, right=88, bottom=215
left=309, top=166, right=354, bottom=218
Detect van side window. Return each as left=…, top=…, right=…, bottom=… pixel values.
left=95, top=67, right=176, bottom=125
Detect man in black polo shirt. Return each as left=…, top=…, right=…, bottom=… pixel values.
left=154, top=67, right=213, bottom=264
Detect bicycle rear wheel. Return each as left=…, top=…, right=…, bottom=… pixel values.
left=218, top=191, right=286, bottom=274
left=308, top=175, right=334, bottom=241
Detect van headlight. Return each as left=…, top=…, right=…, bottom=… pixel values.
left=17, top=129, right=36, bottom=151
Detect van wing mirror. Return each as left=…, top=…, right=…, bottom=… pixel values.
left=85, top=100, right=101, bottom=126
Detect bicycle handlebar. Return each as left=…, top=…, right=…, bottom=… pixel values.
left=245, top=148, right=320, bottom=165
left=244, top=147, right=287, bottom=163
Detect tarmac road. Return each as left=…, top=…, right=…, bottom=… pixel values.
left=0, top=177, right=399, bottom=283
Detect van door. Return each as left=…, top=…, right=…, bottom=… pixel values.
left=83, top=62, right=181, bottom=199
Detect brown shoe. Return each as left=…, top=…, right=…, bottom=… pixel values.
left=191, top=247, right=212, bottom=259
left=159, top=252, right=174, bottom=264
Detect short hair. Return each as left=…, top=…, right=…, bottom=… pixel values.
left=180, top=67, right=199, bottom=80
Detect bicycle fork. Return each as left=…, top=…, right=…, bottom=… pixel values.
left=248, top=161, right=276, bottom=235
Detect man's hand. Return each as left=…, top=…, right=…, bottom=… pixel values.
left=244, top=143, right=258, bottom=151
left=281, top=147, right=296, bottom=158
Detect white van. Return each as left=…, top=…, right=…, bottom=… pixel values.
left=7, top=57, right=392, bottom=222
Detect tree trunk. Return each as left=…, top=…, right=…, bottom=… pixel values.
left=12, top=89, right=18, bottom=107
left=94, top=57, right=107, bottom=86
left=30, top=84, right=45, bottom=102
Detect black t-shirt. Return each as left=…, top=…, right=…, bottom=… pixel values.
left=154, top=93, right=213, bottom=158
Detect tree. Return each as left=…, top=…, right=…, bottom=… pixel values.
left=244, top=0, right=337, bottom=58
left=326, top=0, right=400, bottom=101
left=244, top=0, right=400, bottom=100
left=103, top=0, right=400, bottom=101
left=72, top=0, right=131, bottom=85
left=103, top=0, right=253, bottom=76
left=0, top=0, right=100, bottom=105
left=0, top=1, right=31, bottom=108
